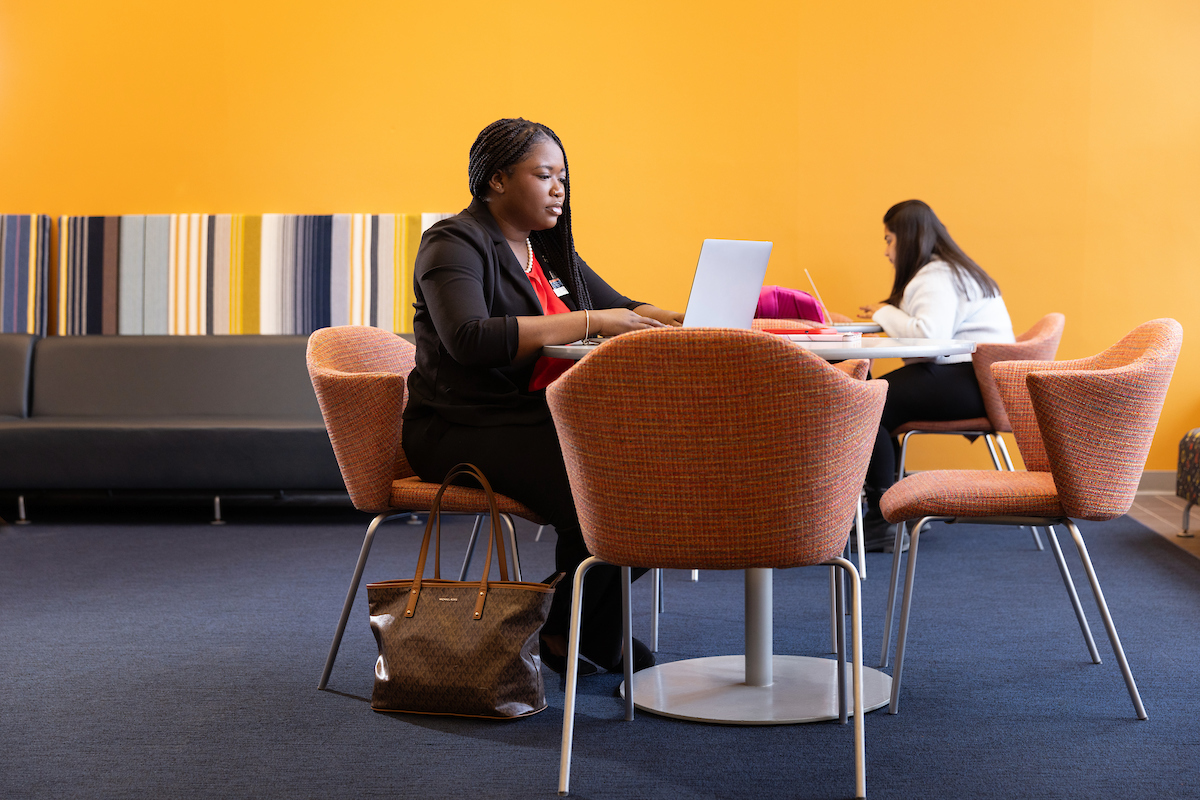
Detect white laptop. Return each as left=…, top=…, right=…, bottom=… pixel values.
left=681, top=239, right=773, bottom=328
left=559, top=239, right=772, bottom=353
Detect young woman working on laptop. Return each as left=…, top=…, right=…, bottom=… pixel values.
left=856, top=199, right=1015, bottom=551
left=402, top=118, right=683, bottom=675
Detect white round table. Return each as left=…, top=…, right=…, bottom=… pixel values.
left=547, top=333, right=977, bottom=724
left=545, top=336, right=976, bottom=363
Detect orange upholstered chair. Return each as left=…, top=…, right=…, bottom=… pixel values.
left=892, top=312, right=1065, bottom=478
left=891, top=313, right=1065, bottom=551
left=306, top=325, right=545, bottom=690
left=548, top=328, right=885, bottom=799
left=878, top=318, right=1182, bottom=719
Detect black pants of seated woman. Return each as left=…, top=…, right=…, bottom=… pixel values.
left=402, top=414, right=638, bottom=671
left=865, top=361, right=987, bottom=498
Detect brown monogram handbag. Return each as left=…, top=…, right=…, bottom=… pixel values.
left=366, top=463, right=558, bottom=719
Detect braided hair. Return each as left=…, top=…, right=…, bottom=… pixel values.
left=467, top=118, right=593, bottom=310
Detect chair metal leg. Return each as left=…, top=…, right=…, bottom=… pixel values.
left=501, top=514, right=522, bottom=581
left=1028, top=525, right=1046, bottom=551
left=829, top=565, right=838, bottom=654
left=1044, top=525, right=1100, bottom=663
left=318, top=512, right=401, bottom=690
left=621, top=565, right=635, bottom=721
left=650, top=568, right=661, bottom=652
left=1065, top=520, right=1148, bottom=720
left=888, top=517, right=926, bottom=714
left=879, top=519, right=905, bottom=669
left=983, top=434, right=1003, bottom=470
left=458, top=515, right=485, bottom=580
left=834, top=561, right=847, bottom=723
left=559, top=556, right=603, bottom=796
left=535, top=524, right=546, bottom=541
left=987, top=434, right=1044, bottom=550
left=828, top=557, right=866, bottom=798
left=460, top=514, right=522, bottom=581
left=1182, top=502, right=1195, bottom=538
left=855, top=496, right=867, bottom=580
left=995, top=435, right=1016, bottom=471
left=896, top=431, right=914, bottom=481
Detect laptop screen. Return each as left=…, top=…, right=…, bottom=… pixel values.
left=681, top=239, right=773, bottom=329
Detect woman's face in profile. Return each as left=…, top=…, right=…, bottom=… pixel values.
left=884, top=226, right=897, bottom=266
left=490, top=140, right=567, bottom=232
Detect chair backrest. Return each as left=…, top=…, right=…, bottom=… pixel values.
left=972, top=312, right=1065, bottom=432
left=306, top=326, right=417, bottom=512
left=993, top=318, right=1182, bottom=520
left=546, top=328, right=886, bottom=570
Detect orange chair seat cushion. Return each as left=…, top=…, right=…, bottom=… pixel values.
left=880, top=470, right=1063, bottom=522
left=891, top=417, right=991, bottom=435
left=389, top=476, right=547, bottom=524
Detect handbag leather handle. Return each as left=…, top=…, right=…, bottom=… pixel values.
left=404, top=463, right=509, bottom=621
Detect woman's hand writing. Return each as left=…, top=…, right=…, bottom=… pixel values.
left=858, top=302, right=887, bottom=320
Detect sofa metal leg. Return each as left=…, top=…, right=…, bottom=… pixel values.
left=211, top=495, right=227, bottom=525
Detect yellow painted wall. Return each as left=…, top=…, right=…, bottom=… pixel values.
left=0, top=0, right=1196, bottom=470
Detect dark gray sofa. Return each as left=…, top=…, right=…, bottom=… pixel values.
left=0, top=334, right=345, bottom=517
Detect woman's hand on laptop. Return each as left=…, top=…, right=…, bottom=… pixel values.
left=591, top=308, right=669, bottom=337
left=631, top=304, right=685, bottom=327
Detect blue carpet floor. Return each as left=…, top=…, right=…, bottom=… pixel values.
left=1, top=506, right=1198, bottom=799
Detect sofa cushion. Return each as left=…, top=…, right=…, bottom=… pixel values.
left=30, top=335, right=322, bottom=419
left=0, top=417, right=343, bottom=489
left=0, top=333, right=36, bottom=417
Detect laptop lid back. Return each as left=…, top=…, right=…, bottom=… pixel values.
left=681, top=239, right=773, bottom=329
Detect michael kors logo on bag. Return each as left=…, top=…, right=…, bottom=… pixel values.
left=438, top=597, right=458, bottom=602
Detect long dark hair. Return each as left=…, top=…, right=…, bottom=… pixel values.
left=467, top=118, right=593, bottom=310
left=882, top=200, right=999, bottom=306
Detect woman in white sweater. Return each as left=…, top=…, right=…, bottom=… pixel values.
left=856, top=200, right=1015, bottom=551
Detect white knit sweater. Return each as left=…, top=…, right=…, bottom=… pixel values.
left=872, top=260, right=1014, bottom=364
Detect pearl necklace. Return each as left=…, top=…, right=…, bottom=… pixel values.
left=523, top=238, right=534, bottom=274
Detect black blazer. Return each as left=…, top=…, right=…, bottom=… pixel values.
left=405, top=200, right=639, bottom=427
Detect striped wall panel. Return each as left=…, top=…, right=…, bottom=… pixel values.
left=0, top=215, right=51, bottom=335
left=54, top=213, right=445, bottom=335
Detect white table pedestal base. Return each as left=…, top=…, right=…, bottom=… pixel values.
left=622, top=655, right=891, bottom=725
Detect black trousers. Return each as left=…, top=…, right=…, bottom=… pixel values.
left=865, top=361, right=987, bottom=494
left=402, top=413, right=636, bottom=669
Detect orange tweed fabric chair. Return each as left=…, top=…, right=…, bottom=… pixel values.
left=646, top=323, right=871, bottom=646
left=547, top=328, right=885, bottom=799
left=877, top=318, right=1182, bottom=719
left=892, top=313, right=1065, bottom=552
left=892, top=312, right=1066, bottom=479
left=306, top=325, right=544, bottom=690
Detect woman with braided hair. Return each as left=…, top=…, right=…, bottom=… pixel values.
left=402, top=118, right=682, bottom=675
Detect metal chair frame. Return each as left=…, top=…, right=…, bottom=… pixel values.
left=558, top=555, right=866, bottom=798
left=880, top=514, right=1146, bottom=720
left=896, top=429, right=1045, bottom=551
